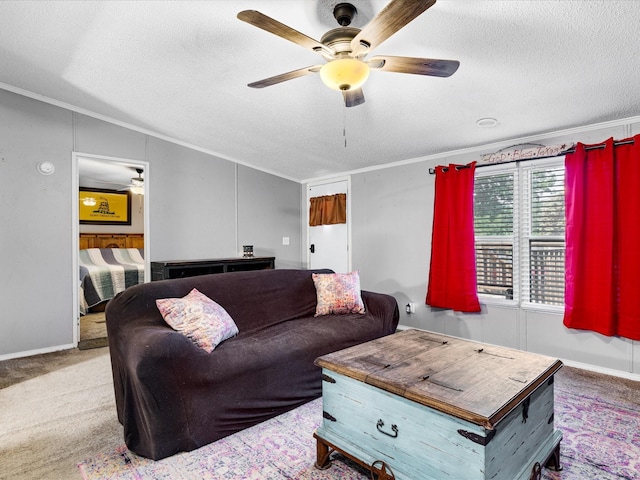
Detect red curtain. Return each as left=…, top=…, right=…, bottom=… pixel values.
left=564, top=135, right=640, bottom=340
left=426, top=162, right=480, bottom=312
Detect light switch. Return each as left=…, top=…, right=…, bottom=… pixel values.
left=282, top=236, right=290, bottom=246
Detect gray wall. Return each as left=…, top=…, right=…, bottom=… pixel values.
left=237, top=165, right=302, bottom=269
left=147, top=137, right=238, bottom=260
left=0, top=89, right=302, bottom=359
left=1, top=90, right=74, bottom=356
left=3, top=84, right=640, bottom=377
left=344, top=120, right=640, bottom=378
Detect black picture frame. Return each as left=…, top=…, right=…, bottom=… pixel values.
left=79, top=188, right=131, bottom=226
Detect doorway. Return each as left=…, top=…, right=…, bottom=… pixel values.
left=307, top=177, right=351, bottom=273
left=72, top=153, right=150, bottom=348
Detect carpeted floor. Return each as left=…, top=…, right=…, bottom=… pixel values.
left=78, top=311, right=108, bottom=350
left=1, top=346, right=639, bottom=480
left=0, top=348, right=122, bottom=480
left=76, top=364, right=640, bottom=480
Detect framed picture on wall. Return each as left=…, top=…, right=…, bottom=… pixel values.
left=79, top=188, right=131, bottom=225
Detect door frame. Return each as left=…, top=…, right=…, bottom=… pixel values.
left=71, top=152, right=150, bottom=347
left=306, top=176, right=352, bottom=272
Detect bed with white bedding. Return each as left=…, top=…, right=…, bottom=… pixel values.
left=79, top=248, right=144, bottom=315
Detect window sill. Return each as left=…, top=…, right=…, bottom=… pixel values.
left=478, top=296, right=519, bottom=309
left=478, top=297, right=564, bottom=314
left=520, top=302, right=564, bottom=315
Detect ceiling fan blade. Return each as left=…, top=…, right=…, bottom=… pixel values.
left=248, top=66, right=322, bottom=88
left=368, top=55, right=459, bottom=77
left=351, top=0, right=436, bottom=58
left=343, top=88, right=365, bottom=107
left=238, top=10, right=333, bottom=57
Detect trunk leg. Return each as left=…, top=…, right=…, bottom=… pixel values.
left=544, top=442, right=563, bottom=471
left=314, top=437, right=332, bottom=470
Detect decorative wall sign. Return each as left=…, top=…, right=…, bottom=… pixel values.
left=79, top=188, right=131, bottom=225
left=479, top=143, right=575, bottom=166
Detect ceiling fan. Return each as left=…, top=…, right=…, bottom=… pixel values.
left=119, top=168, right=144, bottom=194
left=237, top=0, right=459, bottom=107
left=85, top=167, right=144, bottom=192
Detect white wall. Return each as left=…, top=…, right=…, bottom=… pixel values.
left=342, top=120, right=640, bottom=378
left=0, top=89, right=302, bottom=359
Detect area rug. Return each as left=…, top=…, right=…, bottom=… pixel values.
left=79, top=367, right=640, bottom=479
left=79, top=398, right=369, bottom=480
left=542, top=367, right=640, bottom=480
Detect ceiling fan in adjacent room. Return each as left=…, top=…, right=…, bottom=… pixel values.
left=237, top=0, right=459, bottom=107
left=119, top=168, right=144, bottom=195
left=81, top=167, right=145, bottom=194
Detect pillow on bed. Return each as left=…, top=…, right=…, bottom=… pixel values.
left=156, top=288, right=238, bottom=352
left=312, top=271, right=366, bottom=316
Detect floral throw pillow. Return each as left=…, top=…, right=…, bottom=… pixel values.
left=156, top=288, right=238, bottom=353
left=312, top=271, right=366, bottom=316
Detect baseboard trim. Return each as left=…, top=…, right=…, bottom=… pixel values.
left=560, top=358, right=640, bottom=383
left=0, top=343, right=75, bottom=362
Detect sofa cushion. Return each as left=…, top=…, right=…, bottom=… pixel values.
left=312, top=271, right=366, bottom=316
left=156, top=288, right=238, bottom=353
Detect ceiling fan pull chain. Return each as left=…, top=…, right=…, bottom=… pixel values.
left=343, top=101, right=347, bottom=148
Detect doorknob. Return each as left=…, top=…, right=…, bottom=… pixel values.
left=310, top=244, right=315, bottom=253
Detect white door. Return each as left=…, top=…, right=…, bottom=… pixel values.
left=308, top=179, right=350, bottom=273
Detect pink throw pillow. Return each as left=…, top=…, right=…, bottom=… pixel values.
left=312, top=271, right=366, bottom=316
left=156, top=288, right=238, bottom=352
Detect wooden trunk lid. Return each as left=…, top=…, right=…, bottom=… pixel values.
left=315, top=329, right=562, bottom=428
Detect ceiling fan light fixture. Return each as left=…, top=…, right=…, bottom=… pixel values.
left=320, top=58, right=370, bottom=91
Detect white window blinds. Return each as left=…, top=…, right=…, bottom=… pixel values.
left=473, top=160, right=565, bottom=307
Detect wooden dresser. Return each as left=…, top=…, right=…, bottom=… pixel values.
left=314, top=329, right=563, bottom=480
left=150, top=257, right=275, bottom=281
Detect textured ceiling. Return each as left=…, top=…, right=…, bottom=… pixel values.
left=1, top=0, right=639, bottom=182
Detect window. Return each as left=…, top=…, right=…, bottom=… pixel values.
left=474, top=173, right=514, bottom=298
left=474, top=161, right=565, bottom=307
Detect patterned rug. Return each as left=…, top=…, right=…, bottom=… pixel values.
left=78, top=398, right=369, bottom=480
left=542, top=367, right=640, bottom=480
left=78, top=367, right=640, bottom=480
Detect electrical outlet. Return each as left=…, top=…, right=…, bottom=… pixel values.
left=282, top=236, right=290, bottom=246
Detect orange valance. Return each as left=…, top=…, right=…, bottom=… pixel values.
left=309, top=194, right=347, bottom=226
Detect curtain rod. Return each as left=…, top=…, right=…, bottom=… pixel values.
left=428, top=138, right=635, bottom=174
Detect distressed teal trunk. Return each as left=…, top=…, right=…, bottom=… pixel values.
left=314, top=329, right=563, bottom=480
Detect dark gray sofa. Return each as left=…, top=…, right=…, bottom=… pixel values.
left=106, top=268, right=399, bottom=460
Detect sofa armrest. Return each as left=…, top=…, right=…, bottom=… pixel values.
left=108, top=318, right=201, bottom=459
left=362, top=290, right=400, bottom=334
